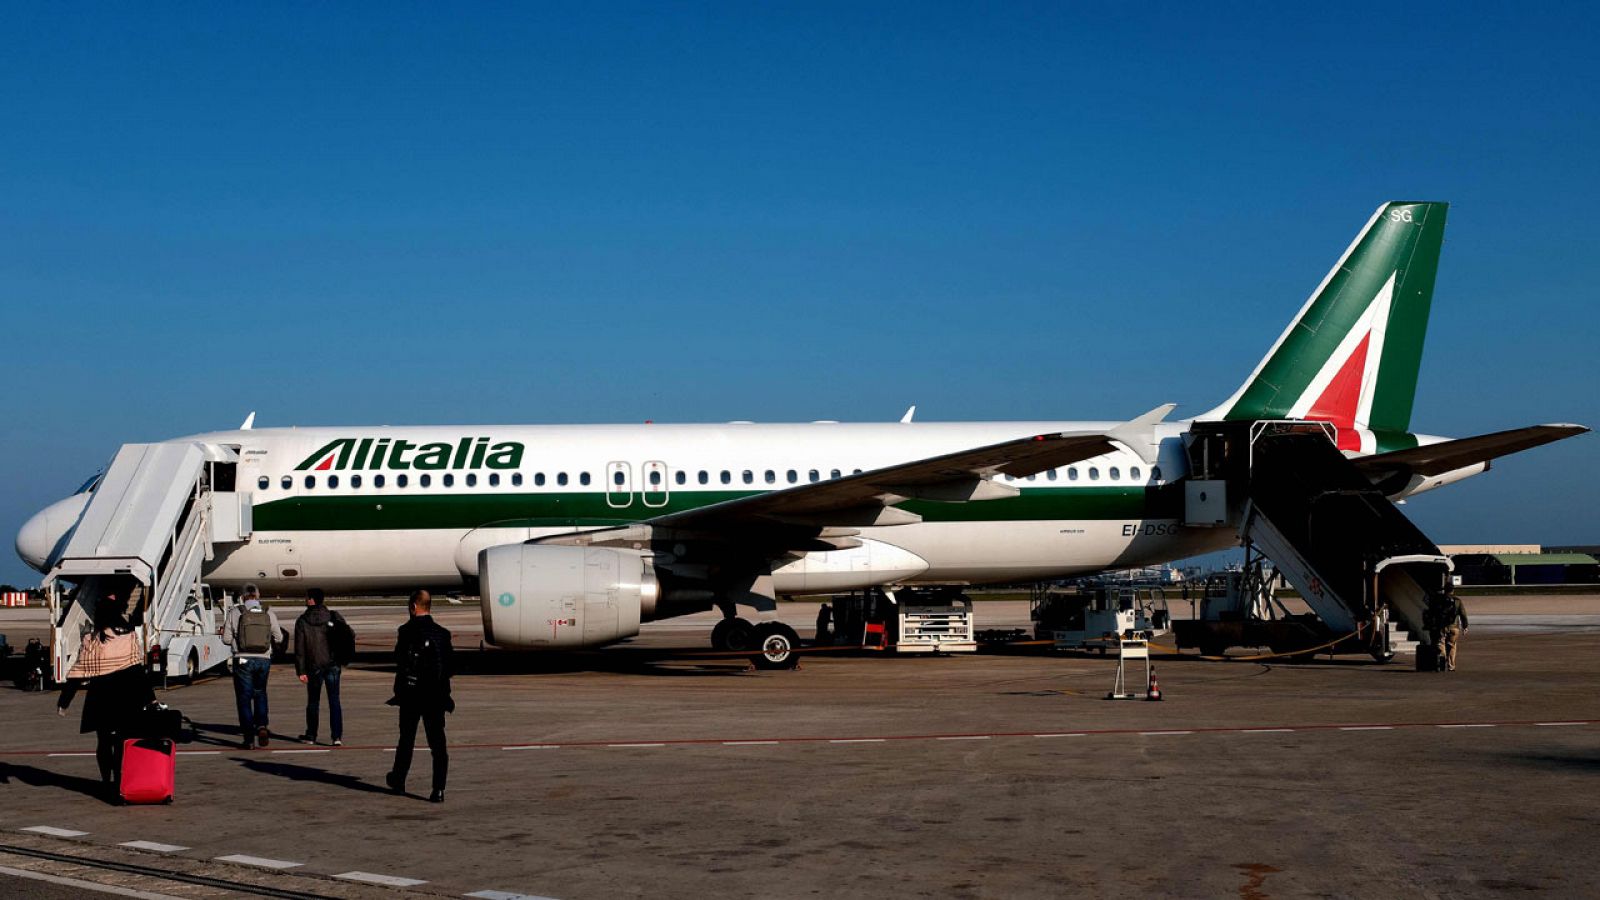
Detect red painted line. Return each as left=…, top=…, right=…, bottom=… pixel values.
left=2, top=719, right=1592, bottom=759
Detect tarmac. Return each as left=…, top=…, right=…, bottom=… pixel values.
left=1, top=597, right=1598, bottom=899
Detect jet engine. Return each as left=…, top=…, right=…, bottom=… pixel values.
left=478, top=544, right=658, bottom=650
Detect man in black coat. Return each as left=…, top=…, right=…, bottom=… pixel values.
left=385, top=589, right=454, bottom=802
left=294, top=587, right=351, bottom=746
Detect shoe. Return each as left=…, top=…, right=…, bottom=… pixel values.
left=241, top=741, right=255, bottom=751
left=257, top=726, right=270, bottom=747
left=385, top=771, right=404, bottom=794
left=297, top=734, right=316, bottom=744
left=332, top=739, right=343, bottom=747
left=428, top=789, right=445, bottom=803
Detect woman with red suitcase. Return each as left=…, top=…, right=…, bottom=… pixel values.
left=57, top=591, right=156, bottom=799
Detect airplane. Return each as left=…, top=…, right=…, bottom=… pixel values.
left=16, top=201, right=1587, bottom=670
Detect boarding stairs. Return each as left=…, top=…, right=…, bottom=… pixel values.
left=43, top=442, right=252, bottom=683
left=1238, top=425, right=1450, bottom=659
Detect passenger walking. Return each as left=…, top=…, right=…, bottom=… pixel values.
left=294, top=588, right=352, bottom=746
left=223, top=585, right=283, bottom=749
left=385, top=590, right=454, bottom=803
left=815, top=602, right=833, bottom=646
left=1438, top=588, right=1469, bottom=671
left=56, top=592, right=155, bottom=797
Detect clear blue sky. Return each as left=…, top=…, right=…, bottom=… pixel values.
left=2, top=3, right=1596, bottom=587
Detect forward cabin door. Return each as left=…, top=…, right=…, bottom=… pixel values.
left=605, top=461, right=633, bottom=509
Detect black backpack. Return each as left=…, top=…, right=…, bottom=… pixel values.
left=400, top=627, right=446, bottom=693
left=329, top=612, right=356, bottom=665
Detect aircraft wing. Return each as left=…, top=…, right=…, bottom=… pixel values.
left=1354, top=424, right=1589, bottom=478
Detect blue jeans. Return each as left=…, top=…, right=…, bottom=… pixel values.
left=233, top=657, right=271, bottom=741
left=304, top=665, right=342, bottom=742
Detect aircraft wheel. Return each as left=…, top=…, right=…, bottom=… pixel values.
left=711, top=617, right=757, bottom=652
left=751, top=623, right=801, bottom=670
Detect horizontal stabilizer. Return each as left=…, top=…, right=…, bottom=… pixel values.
left=1355, top=424, right=1589, bottom=478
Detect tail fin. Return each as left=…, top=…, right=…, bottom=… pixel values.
left=1201, top=201, right=1448, bottom=449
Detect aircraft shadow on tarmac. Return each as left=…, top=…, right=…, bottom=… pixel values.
left=349, top=647, right=756, bottom=677
left=1505, top=751, right=1600, bottom=773
left=0, top=762, right=114, bottom=804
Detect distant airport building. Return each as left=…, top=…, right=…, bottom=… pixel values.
left=1440, top=545, right=1599, bottom=586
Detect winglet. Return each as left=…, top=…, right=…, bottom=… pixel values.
left=900, top=405, right=916, bottom=424
left=240, top=411, right=256, bottom=431
left=1108, top=403, right=1176, bottom=465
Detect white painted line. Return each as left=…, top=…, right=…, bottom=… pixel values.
left=607, top=743, right=665, bottom=749
left=272, top=749, right=332, bottom=754
left=47, top=752, right=94, bottom=758
left=1339, top=726, right=1393, bottom=731
left=120, top=840, right=189, bottom=853
left=21, top=826, right=89, bottom=837
left=1535, top=721, right=1587, bottom=727
left=214, top=854, right=303, bottom=870
left=0, top=863, right=184, bottom=900
left=722, top=740, right=780, bottom=746
left=1140, top=731, right=1193, bottom=736
left=179, top=750, right=221, bottom=756
left=1436, top=724, right=1495, bottom=729
left=1033, top=733, right=1086, bottom=738
left=467, top=891, right=561, bottom=900
left=335, top=871, right=427, bottom=887
left=1242, top=728, right=1296, bottom=734
left=936, top=735, right=990, bottom=741
left=829, top=738, right=887, bottom=744
left=503, top=745, right=561, bottom=751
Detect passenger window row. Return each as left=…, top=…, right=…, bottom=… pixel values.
left=258, top=464, right=1162, bottom=492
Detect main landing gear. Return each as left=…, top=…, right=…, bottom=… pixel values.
left=710, top=615, right=801, bottom=670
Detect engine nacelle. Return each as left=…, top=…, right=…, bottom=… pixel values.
left=479, top=544, right=657, bottom=649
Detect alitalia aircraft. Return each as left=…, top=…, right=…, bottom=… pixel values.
left=16, top=201, right=1586, bottom=666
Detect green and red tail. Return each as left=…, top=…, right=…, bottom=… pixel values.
left=1201, top=201, right=1448, bottom=452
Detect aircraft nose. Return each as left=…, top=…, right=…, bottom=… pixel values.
left=15, top=510, right=51, bottom=572
left=15, top=493, right=89, bottom=574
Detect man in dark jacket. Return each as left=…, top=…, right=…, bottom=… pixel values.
left=294, top=588, right=350, bottom=745
left=385, top=589, right=453, bottom=803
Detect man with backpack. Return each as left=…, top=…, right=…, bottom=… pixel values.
left=294, top=587, right=354, bottom=746
left=385, top=589, right=454, bottom=803
left=223, top=585, right=283, bottom=749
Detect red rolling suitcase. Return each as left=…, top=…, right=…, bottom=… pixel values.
left=120, top=737, right=175, bottom=804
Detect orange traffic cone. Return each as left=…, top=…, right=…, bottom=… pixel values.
left=1147, top=667, right=1163, bottom=701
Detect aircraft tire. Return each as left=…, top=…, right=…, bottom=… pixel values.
left=751, top=622, right=801, bottom=670
left=711, top=617, right=757, bottom=652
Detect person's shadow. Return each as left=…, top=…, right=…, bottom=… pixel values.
left=0, top=761, right=114, bottom=803
left=234, top=758, right=393, bottom=795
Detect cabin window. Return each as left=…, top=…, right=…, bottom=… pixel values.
left=721, top=470, right=731, bottom=484
left=466, top=473, right=476, bottom=487
left=1109, top=467, right=1120, bottom=481
left=420, top=474, right=432, bottom=488
left=808, top=469, right=819, bottom=483
left=442, top=474, right=454, bottom=488
left=786, top=469, right=797, bottom=484
left=327, top=475, right=339, bottom=489
left=580, top=472, right=592, bottom=486
left=397, top=474, right=409, bottom=488
left=489, top=473, right=500, bottom=487
left=765, top=470, right=776, bottom=484
left=831, top=469, right=841, bottom=479
left=1130, top=467, right=1141, bottom=482
left=557, top=472, right=568, bottom=486
left=512, top=473, right=523, bottom=487
left=281, top=475, right=291, bottom=490
left=675, top=471, right=686, bottom=486
left=698, top=470, right=709, bottom=485
left=351, top=474, right=363, bottom=488
left=374, top=474, right=385, bottom=488
left=1026, top=473, right=1036, bottom=482
left=852, top=469, right=863, bottom=475
left=304, top=475, right=316, bottom=489
left=742, top=470, right=753, bottom=485
left=1068, top=467, right=1078, bottom=481
left=651, top=470, right=663, bottom=486
left=613, top=471, right=626, bottom=486
left=534, top=473, right=545, bottom=486
left=1151, top=466, right=1162, bottom=482
left=257, top=476, right=269, bottom=490
left=1089, top=467, right=1100, bottom=481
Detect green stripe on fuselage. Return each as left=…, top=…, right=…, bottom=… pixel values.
left=251, top=485, right=1185, bottom=532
